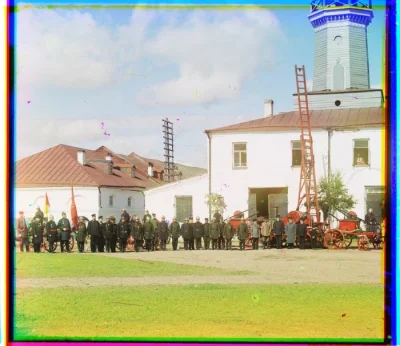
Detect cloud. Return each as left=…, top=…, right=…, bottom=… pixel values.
left=16, top=6, right=285, bottom=103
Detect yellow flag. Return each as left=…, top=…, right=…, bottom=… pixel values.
left=44, top=193, right=50, bottom=217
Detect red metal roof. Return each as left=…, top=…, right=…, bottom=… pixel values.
left=16, top=144, right=161, bottom=189
left=205, top=107, right=384, bottom=133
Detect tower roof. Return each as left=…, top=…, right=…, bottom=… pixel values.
left=310, top=0, right=372, bottom=13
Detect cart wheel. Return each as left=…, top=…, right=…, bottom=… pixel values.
left=323, top=229, right=344, bottom=250
left=69, top=237, right=75, bottom=251
left=245, top=236, right=252, bottom=248
left=372, top=235, right=384, bottom=249
left=126, top=237, right=135, bottom=251
left=167, top=236, right=171, bottom=244
left=357, top=235, right=369, bottom=251
left=115, top=240, right=120, bottom=251
left=282, top=235, right=287, bottom=248
left=43, top=240, right=49, bottom=252
left=343, top=234, right=353, bottom=248
left=305, top=234, right=312, bottom=249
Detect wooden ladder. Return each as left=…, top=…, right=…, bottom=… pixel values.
left=294, top=65, right=320, bottom=224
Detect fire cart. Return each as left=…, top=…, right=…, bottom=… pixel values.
left=323, top=210, right=384, bottom=251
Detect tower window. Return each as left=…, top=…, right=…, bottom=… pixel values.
left=127, top=197, right=132, bottom=207
left=333, top=63, right=345, bottom=90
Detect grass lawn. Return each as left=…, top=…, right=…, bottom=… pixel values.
left=15, top=253, right=251, bottom=278
left=15, top=283, right=384, bottom=341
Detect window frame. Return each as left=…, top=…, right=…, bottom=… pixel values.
left=232, top=142, right=248, bottom=169
left=127, top=197, right=132, bottom=208
left=353, top=138, right=370, bottom=167
left=174, top=195, right=193, bottom=223
left=291, top=140, right=302, bottom=167
left=109, top=195, right=114, bottom=207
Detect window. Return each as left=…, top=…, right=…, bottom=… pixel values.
left=291, top=140, right=302, bottom=167
left=353, top=139, right=369, bottom=166
left=175, top=196, right=193, bottom=223
left=127, top=197, right=132, bottom=207
left=109, top=196, right=114, bottom=207
left=233, top=143, right=247, bottom=168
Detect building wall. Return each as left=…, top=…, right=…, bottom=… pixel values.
left=209, top=126, right=384, bottom=220
left=144, top=174, right=209, bottom=222
left=293, top=90, right=382, bottom=111
left=15, top=187, right=145, bottom=222
left=349, top=24, right=370, bottom=89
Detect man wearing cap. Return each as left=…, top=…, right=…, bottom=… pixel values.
left=143, top=210, right=152, bottom=223
left=169, top=217, right=181, bottom=251
left=46, top=215, right=58, bottom=253
left=223, top=218, right=234, bottom=250
left=87, top=214, right=100, bottom=253
left=180, top=218, right=192, bottom=250
left=237, top=218, right=248, bottom=251
left=188, top=217, right=195, bottom=250
left=117, top=217, right=130, bottom=252
left=34, top=206, right=44, bottom=224
left=193, top=217, right=204, bottom=250
left=158, top=216, right=169, bottom=251
left=121, top=209, right=130, bottom=223
left=98, top=216, right=105, bottom=252
left=132, top=216, right=144, bottom=252
left=365, top=208, right=377, bottom=232
left=77, top=217, right=87, bottom=253
left=284, top=216, right=296, bottom=249
left=272, top=215, right=285, bottom=249
left=210, top=218, right=220, bottom=250
left=150, top=214, right=159, bottom=251
left=260, top=218, right=272, bottom=249
left=17, top=211, right=29, bottom=252
left=31, top=216, right=44, bottom=253
left=203, top=218, right=210, bottom=250
left=104, top=217, right=114, bottom=253
left=57, top=212, right=72, bottom=253
left=143, top=217, right=154, bottom=252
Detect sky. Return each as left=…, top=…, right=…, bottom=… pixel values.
left=15, top=2, right=387, bottom=168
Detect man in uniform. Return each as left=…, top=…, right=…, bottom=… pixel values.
left=193, top=217, right=204, bottom=250
left=218, top=219, right=226, bottom=250
left=169, top=217, right=181, bottom=251
left=143, top=210, right=152, bottom=223
left=180, top=218, right=191, bottom=250
left=34, top=206, right=44, bottom=223
left=87, top=214, right=100, bottom=253
left=237, top=218, right=248, bottom=251
left=58, top=212, right=72, bottom=253
left=223, top=218, right=234, bottom=250
left=98, top=216, right=105, bottom=252
left=260, top=218, right=272, bottom=249
left=188, top=217, right=195, bottom=250
left=203, top=218, right=210, bottom=250
left=104, top=217, right=114, bottom=253
left=31, top=216, right=44, bottom=253
left=143, top=217, right=154, bottom=251
left=46, top=215, right=58, bottom=253
left=210, top=218, right=220, bottom=250
left=272, top=214, right=285, bottom=249
left=296, top=218, right=307, bottom=250
left=17, top=211, right=29, bottom=252
left=213, top=210, right=222, bottom=223
left=76, top=217, right=87, bottom=253
left=131, top=216, right=144, bottom=252
left=158, top=216, right=169, bottom=251
left=151, top=214, right=159, bottom=251
left=121, top=209, right=130, bottom=223
left=117, top=217, right=130, bottom=252
left=365, top=208, right=378, bottom=232
left=110, top=217, right=118, bottom=252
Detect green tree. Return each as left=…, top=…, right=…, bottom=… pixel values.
left=318, top=171, right=357, bottom=219
left=205, top=193, right=227, bottom=215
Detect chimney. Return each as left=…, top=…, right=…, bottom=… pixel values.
left=131, top=165, right=136, bottom=178
left=148, top=163, right=154, bottom=177
left=107, top=161, right=113, bottom=175
left=77, top=150, right=86, bottom=165
left=264, top=99, right=274, bottom=117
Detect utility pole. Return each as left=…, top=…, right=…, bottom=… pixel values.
left=327, top=128, right=332, bottom=183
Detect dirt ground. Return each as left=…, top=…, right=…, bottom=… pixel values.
left=17, top=245, right=383, bottom=288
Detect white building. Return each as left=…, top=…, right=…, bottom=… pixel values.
left=144, top=0, right=386, bottom=224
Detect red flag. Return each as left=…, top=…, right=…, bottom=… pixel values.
left=44, top=193, right=50, bottom=217
left=70, top=186, right=78, bottom=229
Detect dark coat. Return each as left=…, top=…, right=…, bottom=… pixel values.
left=57, top=218, right=71, bottom=241
left=272, top=220, right=285, bottom=235
left=34, top=210, right=44, bottom=223
left=223, top=223, right=234, bottom=240
left=143, top=213, right=152, bottom=223
left=111, top=224, right=118, bottom=238
left=143, top=222, right=154, bottom=240
left=46, top=220, right=58, bottom=242
left=87, top=220, right=100, bottom=236
left=181, top=223, right=192, bottom=240
left=193, top=222, right=204, bottom=238
left=296, top=223, right=307, bottom=237
left=203, top=223, right=210, bottom=237
left=132, top=223, right=144, bottom=240
left=17, top=217, right=29, bottom=238
left=213, top=212, right=222, bottom=223
left=210, top=222, right=220, bottom=240
left=118, top=222, right=130, bottom=239
left=169, top=222, right=181, bottom=238
left=237, top=223, right=248, bottom=240
left=121, top=212, right=130, bottom=222
left=188, top=223, right=194, bottom=239
left=104, top=222, right=114, bottom=239
left=98, top=222, right=105, bottom=239
left=365, top=213, right=377, bottom=225
left=31, top=221, right=44, bottom=244
left=158, top=221, right=169, bottom=240
left=77, top=223, right=87, bottom=242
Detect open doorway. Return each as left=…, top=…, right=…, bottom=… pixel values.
left=248, top=187, right=288, bottom=219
